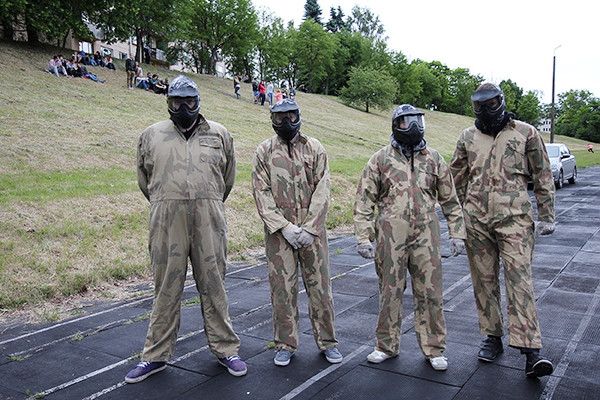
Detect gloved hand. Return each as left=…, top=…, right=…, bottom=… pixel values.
left=449, top=238, right=466, bottom=257
left=357, top=241, right=374, bottom=259
left=535, top=221, right=556, bottom=237
left=297, top=229, right=315, bottom=247
left=281, top=223, right=302, bottom=249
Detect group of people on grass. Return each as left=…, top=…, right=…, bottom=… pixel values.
left=47, top=54, right=106, bottom=83
left=126, top=76, right=557, bottom=385
left=125, top=53, right=168, bottom=94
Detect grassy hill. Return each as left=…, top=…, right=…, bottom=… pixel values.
left=0, top=39, right=596, bottom=320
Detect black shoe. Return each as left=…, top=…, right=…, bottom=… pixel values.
left=478, top=336, right=503, bottom=362
left=525, top=352, right=554, bottom=378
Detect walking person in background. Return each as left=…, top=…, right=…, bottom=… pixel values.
left=125, top=53, right=136, bottom=89
left=267, top=81, right=274, bottom=106
left=127, top=75, right=247, bottom=383
left=450, top=83, right=556, bottom=378
left=588, top=143, right=594, bottom=153
left=252, top=99, right=343, bottom=368
left=354, top=104, right=466, bottom=371
left=234, top=75, right=241, bottom=99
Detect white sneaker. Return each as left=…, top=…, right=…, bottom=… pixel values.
left=367, top=349, right=393, bottom=364
left=429, top=356, right=448, bottom=371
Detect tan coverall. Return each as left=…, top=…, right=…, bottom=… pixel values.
left=355, top=144, right=465, bottom=358
left=450, top=119, right=555, bottom=349
left=137, top=116, right=240, bottom=361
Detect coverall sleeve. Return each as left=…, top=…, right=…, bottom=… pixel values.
left=449, top=131, right=470, bottom=206
left=222, top=132, right=236, bottom=202
left=354, top=157, right=380, bottom=244
left=527, top=132, right=555, bottom=223
left=251, top=148, right=289, bottom=234
left=301, top=144, right=330, bottom=236
left=136, top=134, right=150, bottom=202
left=436, top=156, right=466, bottom=239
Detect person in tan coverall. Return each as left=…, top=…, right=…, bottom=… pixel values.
left=354, top=104, right=466, bottom=371
left=252, top=99, right=342, bottom=367
left=450, top=82, right=556, bottom=378
left=126, top=75, right=246, bottom=384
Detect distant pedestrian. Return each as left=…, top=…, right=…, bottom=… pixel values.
left=267, top=81, right=274, bottom=106
left=126, top=75, right=246, bottom=384
left=259, top=80, right=266, bottom=106
left=234, top=75, right=241, bottom=99
left=252, top=99, right=342, bottom=367
left=125, top=53, right=136, bottom=89
left=588, top=143, right=594, bottom=153
left=252, top=78, right=259, bottom=104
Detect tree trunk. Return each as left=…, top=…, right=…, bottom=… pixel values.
left=1, top=19, right=14, bottom=40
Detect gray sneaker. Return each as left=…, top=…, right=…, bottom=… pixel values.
left=324, top=347, right=343, bottom=364
left=274, top=349, right=294, bottom=366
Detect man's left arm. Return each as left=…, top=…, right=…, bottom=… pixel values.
left=222, top=131, right=236, bottom=202
left=528, top=130, right=555, bottom=223
left=436, top=155, right=466, bottom=239
left=301, top=142, right=330, bottom=236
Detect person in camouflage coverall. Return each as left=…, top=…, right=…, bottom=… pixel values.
left=354, top=104, right=466, bottom=371
left=450, top=83, right=556, bottom=378
left=252, top=99, right=341, bottom=367
left=127, top=75, right=246, bottom=384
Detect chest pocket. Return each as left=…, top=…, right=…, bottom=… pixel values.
left=501, top=137, right=527, bottom=176
left=417, top=158, right=437, bottom=192
left=196, top=136, right=224, bottom=164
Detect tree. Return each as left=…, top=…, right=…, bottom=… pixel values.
left=442, top=68, right=483, bottom=116
left=303, top=0, right=322, bottom=24
left=516, top=91, right=541, bottom=126
left=293, top=19, right=337, bottom=92
left=93, top=0, right=180, bottom=62
left=325, top=6, right=349, bottom=33
left=339, top=65, right=397, bottom=113
left=186, top=0, right=258, bottom=75
left=254, top=9, right=288, bottom=81
left=556, top=90, right=600, bottom=142
left=499, top=79, right=523, bottom=113
left=347, top=6, right=386, bottom=43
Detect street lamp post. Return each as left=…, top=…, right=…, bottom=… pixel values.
left=550, top=45, right=561, bottom=144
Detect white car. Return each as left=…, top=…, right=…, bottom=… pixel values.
left=545, top=143, right=577, bottom=189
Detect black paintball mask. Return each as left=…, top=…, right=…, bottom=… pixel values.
left=392, top=104, right=425, bottom=147
left=167, top=75, right=200, bottom=130
left=271, top=99, right=301, bottom=142
left=472, top=83, right=506, bottom=130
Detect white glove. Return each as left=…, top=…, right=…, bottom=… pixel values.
left=535, top=221, right=555, bottom=237
left=297, top=229, right=315, bottom=247
left=281, top=223, right=302, bottom=249
left=357, top=242, right=374, bottom=259
left=449, top=238, right=466, bottom=257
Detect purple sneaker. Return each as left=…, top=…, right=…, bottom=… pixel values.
left=218, top=355, right=247, bottom=376
left=125, top=361, right=167, bottom=383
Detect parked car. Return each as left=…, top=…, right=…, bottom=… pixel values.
left=545, top=143, right=577, bottom=189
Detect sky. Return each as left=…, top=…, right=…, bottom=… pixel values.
left=251, top=0, right=599, bottom=104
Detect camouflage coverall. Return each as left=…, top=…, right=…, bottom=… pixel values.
left=450, top=119, right=555, bottom=349
left=252, top=134, right=338, bottom=353
left=137, top=116, right=241, bottom=361
left=354, top=145, right=466, bottom=358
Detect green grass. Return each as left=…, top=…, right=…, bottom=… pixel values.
left=1, top=38, right=598, bottom=315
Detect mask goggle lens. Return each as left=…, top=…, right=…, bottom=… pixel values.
left=169, top=97, right=198, bottom=111
left=394, top=114, right=425, bottom=130
left=272, top=110, right=299, bottom=125
left=473, top=96, right=501, bottom=113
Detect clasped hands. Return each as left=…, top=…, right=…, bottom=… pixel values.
left=281, top=223, right=315, bottom=249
